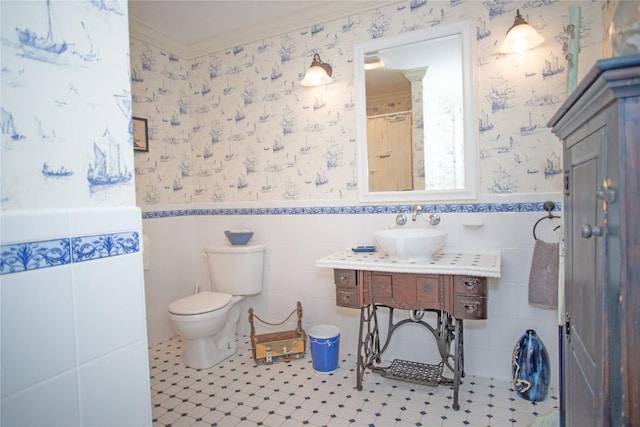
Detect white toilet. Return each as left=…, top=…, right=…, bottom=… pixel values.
left=168, top=242, right=266, bottom=369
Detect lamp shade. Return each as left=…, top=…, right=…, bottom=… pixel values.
left=500, top=9, right=544, bottom=54
left=301, top=53, right=333, bottom=87
left=364, top=56, right=385, bottom=70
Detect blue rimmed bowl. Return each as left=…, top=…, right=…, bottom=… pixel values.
left=224, top=231, right=254, bottom=245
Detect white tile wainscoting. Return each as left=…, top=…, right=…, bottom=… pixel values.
left=0, top=207, right=151, bottom=426
left=142, top=201, right=563, bottom=391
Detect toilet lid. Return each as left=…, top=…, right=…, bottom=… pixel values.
left=169, top=291, right=232, bottom=315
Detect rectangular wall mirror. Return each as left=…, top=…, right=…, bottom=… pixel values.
left=354, top=21, right=478, bottom=202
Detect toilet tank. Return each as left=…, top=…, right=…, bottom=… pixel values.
left=204, top=242, right=266, bottom=295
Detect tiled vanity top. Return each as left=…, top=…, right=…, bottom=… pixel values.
left=316, top=249, right=501, bottom=278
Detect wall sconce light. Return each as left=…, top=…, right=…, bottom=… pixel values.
left=301, top=53, right=333, bottom=87
left=500, top=9, right=544, bottom=54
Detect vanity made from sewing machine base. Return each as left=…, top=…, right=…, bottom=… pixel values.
left=316, top=250, right=501, bottom=410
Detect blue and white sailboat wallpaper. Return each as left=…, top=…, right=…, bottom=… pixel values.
left=2, top=0, right=603, bottom=209
left=1, top=0, right=134, bottom=209
left=87, top=129, right=132, bottom=187
left=129, top=0, right=601, bottom=206
left=15, top=0, right=68, bottom=56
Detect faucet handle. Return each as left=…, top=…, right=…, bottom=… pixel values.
left=428, top=213, right=441, bottom=226
left=395, top=214, right=407, bottom=226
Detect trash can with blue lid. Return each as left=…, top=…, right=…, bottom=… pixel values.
left=308, top=324, right=340, bottom=374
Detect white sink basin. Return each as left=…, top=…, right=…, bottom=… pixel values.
left=374, top=228, right=447, bottom=262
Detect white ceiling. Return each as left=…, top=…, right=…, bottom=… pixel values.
left=128, top=0, right=392, bottom=59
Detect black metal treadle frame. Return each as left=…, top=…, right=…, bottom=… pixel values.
left=356, top=303, right=465, bottom=410
left=373, top=359, right=444, bottom=387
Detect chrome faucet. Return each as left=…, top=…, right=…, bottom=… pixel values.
left=412, top=205, right=422, bottom=221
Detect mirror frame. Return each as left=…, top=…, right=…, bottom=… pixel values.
left=354, top=20, right=478, bottom=203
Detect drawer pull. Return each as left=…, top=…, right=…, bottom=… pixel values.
left=341, top=294, right=352, bottom=302
left=462, top=300, right=480, bottom=313
left=338, top=274, right=351, bottom=285
left=463, top=278, right=480, bottom=290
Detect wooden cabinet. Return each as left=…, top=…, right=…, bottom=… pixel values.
left=333, top=269, right=487, bottom=320
left=549, top=55, right=640, bottom=427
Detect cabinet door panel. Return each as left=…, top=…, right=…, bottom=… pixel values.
left=564, top=124, right=606, bottom=427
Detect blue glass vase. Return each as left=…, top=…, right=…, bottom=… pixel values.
left=512, top=329, right=550, bottom=402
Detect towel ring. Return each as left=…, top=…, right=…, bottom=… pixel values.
left=533, top=201, right=562, bottom=240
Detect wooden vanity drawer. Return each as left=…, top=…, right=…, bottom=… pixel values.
left=334, top=269, right=356, bottom=288
left=336, top=287, right=359, bottom=309
left=416, top=275, right=443, bottom=307
left=454, top=296, right=487, bottom=319
left=334, top=269, right=360, bottom=308
left=454, top=276, right=487, bottom=296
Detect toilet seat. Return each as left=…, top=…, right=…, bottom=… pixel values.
left=169, top=291, right=232, bottom=315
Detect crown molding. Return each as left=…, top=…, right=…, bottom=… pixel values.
left=129, top=1, right=402, bottom=60
left=129, top=18, right=191, bottom=57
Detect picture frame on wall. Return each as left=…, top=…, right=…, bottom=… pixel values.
left=132, top=117, right=149, bottom=152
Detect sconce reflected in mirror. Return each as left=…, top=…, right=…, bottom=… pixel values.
left=364, top=56, right=385, bottom=70
left=500, top=9, right=544, bottom=54
left=301, top=53, right=333, bottom=86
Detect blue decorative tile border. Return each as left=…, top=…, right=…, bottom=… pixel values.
left=142, top=202, right=562, bottom=219
left=72, top=232, right=140, bottom=263
left=0, top=232, right=139, bottom=276
left=0, top=238, right=70, bottom=275
left=2, top=203, right=560, bottom=275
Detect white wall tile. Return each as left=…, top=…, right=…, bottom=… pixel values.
left=1, top=266, right=76, bottom=397
left=0, top=371, right=80, bottom=426
left=499, top=247, right=534, bottom=285
left=461, top=212, right=519, bottom=250
left=68, top=207, right=142, bottom=237
left=73, top=254, right=147, bottom=364
left=487, top=280, right=520, bottom=319
left=0, top=210, right=69, bottom=244
left=79, top=342, right=151, bottom=427
left=142, top=215, right=197, bottom=346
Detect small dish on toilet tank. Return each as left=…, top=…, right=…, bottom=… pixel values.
left=352, top=246, right=376, bottom=253
left=225, top=230, right=254, bottom=245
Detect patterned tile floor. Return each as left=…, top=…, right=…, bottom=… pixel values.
left=149, top=336, right=559, bottom=427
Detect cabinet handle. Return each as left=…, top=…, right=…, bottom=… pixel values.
left=338, top=274, right=351, bottom=284
left=463, top=278, right=479, bottom=290
left=581, top=224, right=603, bottom=238
left=462, top=300, right=480, bottom=313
